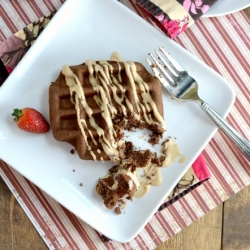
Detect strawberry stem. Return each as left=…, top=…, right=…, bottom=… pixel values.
left=12, top=108, right=23, bottom=122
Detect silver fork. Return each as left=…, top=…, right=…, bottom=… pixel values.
left=146, top=46, right=250, bottom=159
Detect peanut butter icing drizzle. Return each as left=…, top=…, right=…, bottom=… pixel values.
left=62, top=54, right=166, bottom=161
left=100, top=137, right=183, bottom=199
left=134, top=138, right=184, bottom=198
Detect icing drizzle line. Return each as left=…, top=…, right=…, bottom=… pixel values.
left=62, top=57, right=166, bottom=161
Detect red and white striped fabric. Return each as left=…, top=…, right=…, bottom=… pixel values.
left=0, top=1, right=250, bottom=249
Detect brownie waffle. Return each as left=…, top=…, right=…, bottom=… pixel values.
left=49, top=60, right=165, bottom=161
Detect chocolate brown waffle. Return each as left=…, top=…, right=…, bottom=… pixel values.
left=49, top=60, right=165, bottom=161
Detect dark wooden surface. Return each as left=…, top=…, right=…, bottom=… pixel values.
left=0, top=176, right=47, bottom=250
left=0, top=7, right=250, bottom=250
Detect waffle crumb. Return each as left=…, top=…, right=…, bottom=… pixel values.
left=115, top=207, right=121, bottom=215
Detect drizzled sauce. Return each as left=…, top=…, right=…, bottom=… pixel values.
left=62, top=54, right=184, bottom=201
left=62, top=56, right=165, bottom=161
left=134, top=138, right=183, bottom=198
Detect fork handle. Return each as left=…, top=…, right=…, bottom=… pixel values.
left=201, top=102, right=250, bottom=159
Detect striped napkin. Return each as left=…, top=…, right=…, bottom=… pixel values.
left=0, top=1, right=250, bottom=249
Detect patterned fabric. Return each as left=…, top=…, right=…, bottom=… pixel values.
left=0, top=12, right=56, bottom=69
left=179, top=0, right=217, bottom=19
left=133, top=0, right=217, bottom=38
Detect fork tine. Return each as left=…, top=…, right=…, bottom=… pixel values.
left=146, top=57, right=175, bottom=92
left=154, top=50, right=178, bottom=78
left=148, top=53, right=175, bottom=85
left=159, top=46, right=185, bottom=73
left=145, top=58, right=158, bottom=75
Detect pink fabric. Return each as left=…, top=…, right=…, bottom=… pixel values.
left=192, top=154, right=211, bottom=181
left=6, top=66, right=13, bottom=74
left=133, top=0, right=217, bottom=38
left=183, top=0, right=210, bottom=14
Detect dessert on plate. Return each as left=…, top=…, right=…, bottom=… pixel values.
left=49, top=57, right=165, bottom=161
left=49, top=53, right=181, bottom=213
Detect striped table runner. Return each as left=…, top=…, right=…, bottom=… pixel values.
left=0, top=1, right=250, bottom=249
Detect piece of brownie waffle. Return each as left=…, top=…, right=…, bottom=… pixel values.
left=49, top=60, right=165, bottom=161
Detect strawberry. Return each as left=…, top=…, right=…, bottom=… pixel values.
left=12, top=108, right=50, bottom=133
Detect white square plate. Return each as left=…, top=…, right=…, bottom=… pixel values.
left=0, top=0, right=235, bottom=243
